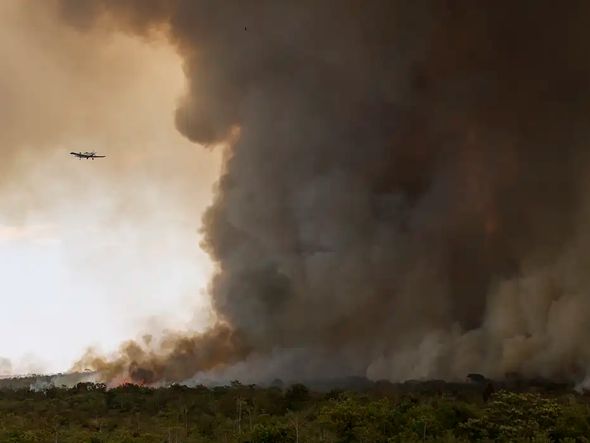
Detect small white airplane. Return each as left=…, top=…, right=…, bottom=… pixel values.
left=70, top=151, right=106, bottom=160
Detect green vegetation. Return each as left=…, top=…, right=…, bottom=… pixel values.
left=0, top=380, right=589, bottom=442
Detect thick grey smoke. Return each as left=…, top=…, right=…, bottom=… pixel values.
left=62, top=0, right=590, bottom=384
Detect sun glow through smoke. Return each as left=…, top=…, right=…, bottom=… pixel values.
left=0, top=0, right=221, bottom=375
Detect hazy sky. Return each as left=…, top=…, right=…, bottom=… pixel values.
left=0, top=1, right=221, bottom=374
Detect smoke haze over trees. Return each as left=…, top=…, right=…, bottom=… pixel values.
left=51, top=0, right=590, bottom=386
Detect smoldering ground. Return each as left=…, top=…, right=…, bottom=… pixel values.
left=55, top=0, right=590, bottom=386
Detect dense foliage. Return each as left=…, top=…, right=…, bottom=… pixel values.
left=0, top=380, right=589, bottom=442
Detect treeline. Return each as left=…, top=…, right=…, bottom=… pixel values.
left=0, top=380, right=589, bottom=442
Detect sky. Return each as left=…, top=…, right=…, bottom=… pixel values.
left=0, top=0, right=221, bottom=375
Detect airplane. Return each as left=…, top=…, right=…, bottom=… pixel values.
left=70, top=151, right=106, bottom=160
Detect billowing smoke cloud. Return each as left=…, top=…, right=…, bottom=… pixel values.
left=60, top=0, right=590, bottom=384
left=72, top=324, right=250, bottom=384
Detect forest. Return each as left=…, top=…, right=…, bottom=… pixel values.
left=0, top=377, right=589, bottom=442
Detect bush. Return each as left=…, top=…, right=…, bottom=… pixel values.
left=246, top=422, right=295, bottom=443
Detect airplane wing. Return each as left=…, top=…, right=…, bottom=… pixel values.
left=93, top=155, right=106, bottom=158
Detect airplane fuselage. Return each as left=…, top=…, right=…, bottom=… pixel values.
left=70, top=151, right=106, bottom=160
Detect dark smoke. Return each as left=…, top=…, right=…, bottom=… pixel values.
left=73, top=324, right=250, bottom=384
left=62, top=0, right=590, bottom=385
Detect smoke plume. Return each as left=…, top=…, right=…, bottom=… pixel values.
left=61, top=0, right=590, bottom=385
